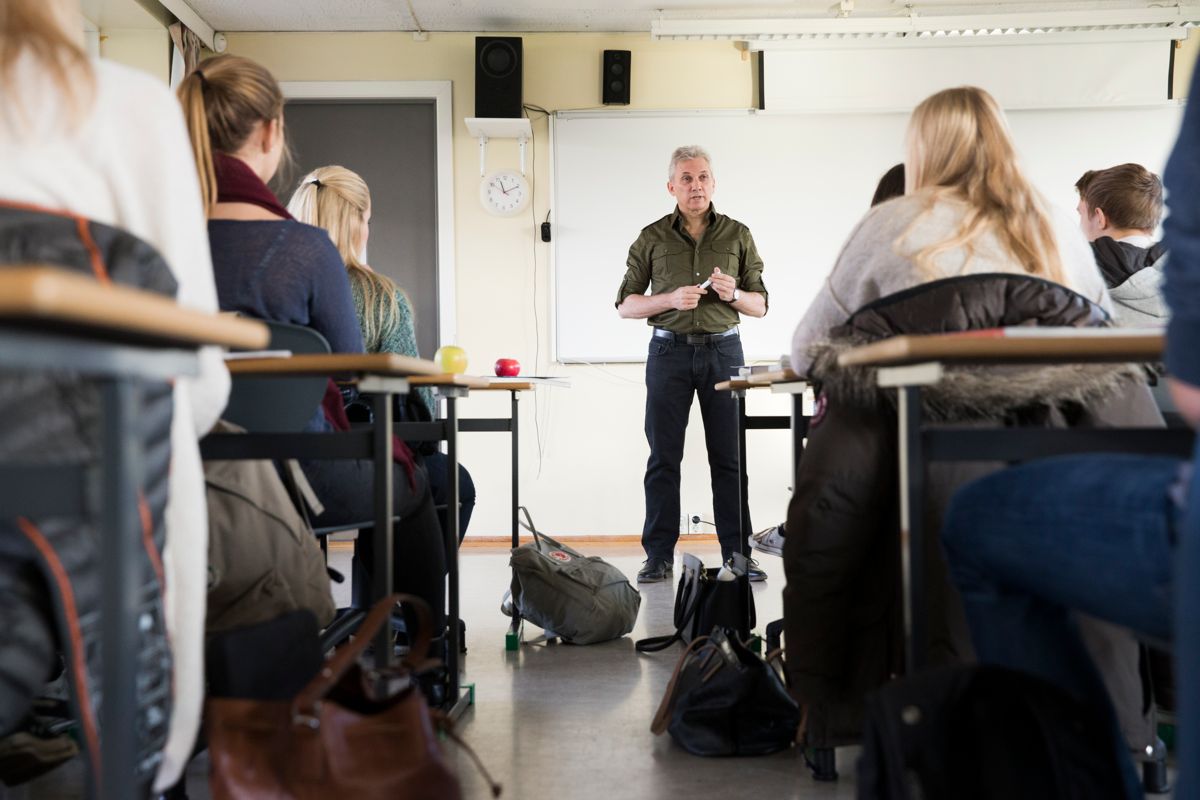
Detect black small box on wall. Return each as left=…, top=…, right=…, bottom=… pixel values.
left=602, top=50, right=631, bottom=105
left=476, top=36, right=523, bottom=118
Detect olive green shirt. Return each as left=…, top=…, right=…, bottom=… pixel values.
left=615, top=204, right=768, bottom=333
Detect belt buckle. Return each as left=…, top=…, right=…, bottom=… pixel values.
left=686, top=334, right=707, bottom=346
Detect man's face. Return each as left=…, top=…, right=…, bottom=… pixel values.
left=1077, top=197, right=1105, bottom=242
left=668, top=158, right=715, bottom=214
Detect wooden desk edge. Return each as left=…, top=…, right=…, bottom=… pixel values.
left=408, top=374, right=492, bottom=389
left=838, top=332, right=1166, bottom=368
left=0, top=266, right=268, bottom=349
left=228, top=353, right=441, bottom=377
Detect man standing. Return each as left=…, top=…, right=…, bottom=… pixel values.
left=1076, top=163, right=1168, bottom=327
left=615, top=145, right=768, bottom=583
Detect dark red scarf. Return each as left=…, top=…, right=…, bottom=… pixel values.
left=213, top=152, right=293, bottom=219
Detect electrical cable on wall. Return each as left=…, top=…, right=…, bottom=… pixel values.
left=523, top=103, right=552, bottom=476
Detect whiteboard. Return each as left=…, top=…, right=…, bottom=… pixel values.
left=551, top=105, right=1184, bottom=363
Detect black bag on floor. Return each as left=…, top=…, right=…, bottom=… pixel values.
left=857, top=665, right=1128, bottom=800
left=651, top=626, right=800, bottom=756
left=636, top=553, right=755, bottom=653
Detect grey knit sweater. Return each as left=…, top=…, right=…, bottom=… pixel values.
left=790, top=192, right=1111, bottom=375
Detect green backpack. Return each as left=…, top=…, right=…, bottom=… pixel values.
left=503, top=507, right=641, bottom=645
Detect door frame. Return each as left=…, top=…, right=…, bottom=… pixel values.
left=279, top=80, right=456, bottom=348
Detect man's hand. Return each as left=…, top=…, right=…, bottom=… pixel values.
left=709, top=267, right=738, bottom=302
left=1169, top=377, right=1200, bottom=429
left=669, top=285, right=707, bottom=311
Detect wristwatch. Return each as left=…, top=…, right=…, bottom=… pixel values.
left=727, top=288, right=740, bottom=304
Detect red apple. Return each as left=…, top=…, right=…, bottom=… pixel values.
left=494, top=358, right=521, bottom=377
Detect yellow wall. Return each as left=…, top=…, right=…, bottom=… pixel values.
left=100, top=28, right=171, bottom=83
left=1176, top=31, right=1200, bottom=98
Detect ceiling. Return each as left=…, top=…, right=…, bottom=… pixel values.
left=140, top=1, right=1184, bottom=33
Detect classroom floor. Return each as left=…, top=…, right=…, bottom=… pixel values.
left=6, top=543, right=859, bottom=800
left=9, top=544, right=1177, bottom=800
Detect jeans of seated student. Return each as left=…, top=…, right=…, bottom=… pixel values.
left=421, top=451, right=476, bottom=544
left=642, top=333, right=750, bottom=563
left=300, top=457, right=446, bottom=633
left=941, top=451, right=1194, bottom=800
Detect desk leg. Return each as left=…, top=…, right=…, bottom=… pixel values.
left=371, top=392, right=395, bottom=670
left=99, top=378, right=140, bottom=800
left=444, top=395, right=467, bottom=717
left=508, top=390, right=522, bottom=648
left=733, top=389, right=752, bottom=641
left=791, top=394, right=808, bottom=493
left=898, top=385, right=927, bottom=674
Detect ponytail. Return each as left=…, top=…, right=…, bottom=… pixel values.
left=177, top=71, right=217, bottom=212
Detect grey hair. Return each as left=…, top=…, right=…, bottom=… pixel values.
left=668, top=145, right=713, bottom=181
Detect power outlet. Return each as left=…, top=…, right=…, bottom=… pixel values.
left=688, top=513, right=703, bottom=534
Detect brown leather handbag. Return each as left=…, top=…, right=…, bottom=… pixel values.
left=206, top=594, right=462, bottom=800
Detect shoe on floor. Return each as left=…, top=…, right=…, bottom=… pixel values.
left=747, top=558, right=767, bottom=582
left=750, top=525, right=786, bottom=557
left=637, top=558, right=673, bottom=583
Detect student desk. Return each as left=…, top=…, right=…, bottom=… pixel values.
left=837, top=328, right=1194, bottom=674
left=0, top=266, right=267, bottom=800
left=199, top=355, right=483, bottom=717
left=714, top=370, right=810, bottom=639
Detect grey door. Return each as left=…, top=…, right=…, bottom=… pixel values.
left=273, top=100, right=440, bottom=358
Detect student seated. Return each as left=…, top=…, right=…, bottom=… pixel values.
left=942, top=89, right=1200, bottom=800
left=781, top=86, right=1160, bottom=759
left=751, top=162, right=906, bottom=558
left=175, top=56, right=447, bottom=638
left=1076, top=163, right=1167, bottom=327
left=0, top=0, right=228, bottom=790
left=286, top=166, right=477, bottom=542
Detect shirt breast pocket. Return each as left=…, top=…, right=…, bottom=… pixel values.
left=708, top=241, right=741, bottom=280
left=651, top=244, right=686, bottom=283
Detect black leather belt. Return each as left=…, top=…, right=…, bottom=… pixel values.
left=652, top=327, right=739, bottom=346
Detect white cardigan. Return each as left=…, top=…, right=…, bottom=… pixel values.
left=0, top=56, right=228, bottom=791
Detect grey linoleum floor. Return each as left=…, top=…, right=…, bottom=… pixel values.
left=8, top=543, right=859, bottom=800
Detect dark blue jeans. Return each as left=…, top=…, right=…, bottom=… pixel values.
left=421, top=451, right=476, bottom=543
left=642, top=332, right=750, bottom=562
left=942, top=451, right=1194, bottom=799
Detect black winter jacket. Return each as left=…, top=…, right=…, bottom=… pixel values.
left=783, top=273, right=1162, bottom=749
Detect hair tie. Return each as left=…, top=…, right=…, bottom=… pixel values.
left=311, top=178, right=323, bottom=189
left=194, top=69, right=209, bottom=89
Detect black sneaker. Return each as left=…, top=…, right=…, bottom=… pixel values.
left=637, top=558, right=672, bottom=583
left=747, top=558, right=767, bottom=582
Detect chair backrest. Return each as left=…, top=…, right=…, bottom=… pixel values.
left=222, top=320, right=332, bottom=433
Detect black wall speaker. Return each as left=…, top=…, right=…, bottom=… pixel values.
left=475, top=36, right=523, bottom=118
left=602, top=49, right=631, bottom=105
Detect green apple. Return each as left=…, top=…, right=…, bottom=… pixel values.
left=433, top=345, right=469, bottom=374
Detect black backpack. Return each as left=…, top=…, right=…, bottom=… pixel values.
left=858, top=665, right=1128, bottom=800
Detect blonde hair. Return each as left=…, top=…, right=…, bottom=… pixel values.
left=176, top=54, right=287, bottom=214
left=287, top=165, right=402, bottom=349
left=902, top=86, right=1064, bottom=285
left=0, top=0, right=94, bottom=128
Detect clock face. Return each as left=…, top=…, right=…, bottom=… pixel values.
left=480, top=170, right=530, bottom=217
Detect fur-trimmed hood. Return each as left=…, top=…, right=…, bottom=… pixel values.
left=805, top=273, right=1142, bottom=420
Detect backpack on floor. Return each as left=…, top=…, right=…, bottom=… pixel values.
left=857, top=665, right=1128, bottom=800
left=502, top=507, right=641, bottom=645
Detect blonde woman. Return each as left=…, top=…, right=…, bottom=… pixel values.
left=791, top=85, right=1109, bottom=375
left=176, top=56, right=448, bottom=645
left=288, top=165, right=476, bottom=540
left=0, top=0, right=227, bottom=791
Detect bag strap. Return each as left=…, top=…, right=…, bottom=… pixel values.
left=516, top=506, right=545, bottom=549
left=635, top=566, right=706, bottom=654
left=291, top=593, right=433, bottom=719
left=650, top=635, right=711, bottom=735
